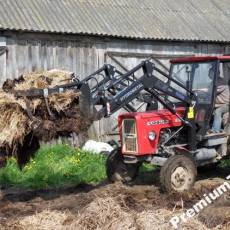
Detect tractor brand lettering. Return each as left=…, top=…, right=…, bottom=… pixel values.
left=147, top=120, right=169, bottom=126
left=169, top=175, right=230, bottom=229
left=119, top=84, right=142, bottom=102
left=175, top=91, right=186, bottom=100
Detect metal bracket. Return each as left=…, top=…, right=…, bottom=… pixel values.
left=43, top=88, right=49, bottom=97
left=23, top=96, right=41, bottom=129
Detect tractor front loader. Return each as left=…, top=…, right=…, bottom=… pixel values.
left=84, top=56, right=230, bottom=192
left=14, top=55, right=230, bottom=192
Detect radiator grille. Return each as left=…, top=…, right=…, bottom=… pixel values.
left=122, top=119, right=137, bottom=153
left=123, top=119, right=136, bottom=134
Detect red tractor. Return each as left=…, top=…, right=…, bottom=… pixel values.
left=101, top=56, right=230, bottom=192
left=14, top=55, right=230, bottom=192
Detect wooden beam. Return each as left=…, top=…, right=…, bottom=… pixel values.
left=106, top=51, right=194, bottom=59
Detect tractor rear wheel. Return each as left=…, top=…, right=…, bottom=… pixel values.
left=160, top=155, right=197, bottom=192
left=106, top=148, right=140, bottom=183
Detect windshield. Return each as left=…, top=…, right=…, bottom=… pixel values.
left=169, top=61, right=216, bottom=104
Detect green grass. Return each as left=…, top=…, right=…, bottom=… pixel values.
left=1, top=144, right=228, bottom=190
left=0, top=144, right=106, bottom=189
left=0, top=144, right=157, bottom=190
left=219, top=159, right=230, bottom=169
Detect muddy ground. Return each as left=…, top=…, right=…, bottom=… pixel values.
left=0, top=168, right=229, bottom=230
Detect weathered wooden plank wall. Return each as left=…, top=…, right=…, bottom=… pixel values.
left=0, top=37, right=6, bottom=84
left=3, top=39, right=100, bottom=83
left=0, top=33, right=229, bottom=141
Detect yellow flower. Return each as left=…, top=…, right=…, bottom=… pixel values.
left=24, top=165, right=32, bottom=171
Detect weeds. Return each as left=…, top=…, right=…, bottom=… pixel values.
left=219, top=159, right=230, bottom=169
left=0, top=144, right=106, bottom=189
left=1, top=144, right=228, bottom=190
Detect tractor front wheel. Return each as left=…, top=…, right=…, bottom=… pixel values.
left=106, top=148, right=139, bottom=183
left=160, top=155, right=197, bottom=192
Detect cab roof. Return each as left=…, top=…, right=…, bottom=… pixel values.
left=171, top=56, right=230, bottom=64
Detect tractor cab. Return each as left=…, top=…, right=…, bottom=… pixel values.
left=169, top=56, right=230, bottom=138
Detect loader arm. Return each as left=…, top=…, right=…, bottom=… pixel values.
left=94, top=60, right=196, bottom=125
left=12, top=63, right=143, bottom=118
left=13, top=60, right=196, bottom=126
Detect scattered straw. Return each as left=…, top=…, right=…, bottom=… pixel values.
left=12, top=196, right=211, bottom=230
left=48, top=90, right=80, bottom=113
left=69, top=197, right=135, bottom=230
left=17, top=209, right=72, bottom=230
left=0, top=102, right=31, bottom=148
left=14, top=70, right=74, bottom=91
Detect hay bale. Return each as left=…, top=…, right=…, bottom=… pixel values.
left=0, top=70, right=92, bottom=166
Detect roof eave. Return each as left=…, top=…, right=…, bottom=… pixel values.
left=1, top=28, right=230, bottom=44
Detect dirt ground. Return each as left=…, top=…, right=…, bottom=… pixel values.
left=0, top=168, right=229, bottom=230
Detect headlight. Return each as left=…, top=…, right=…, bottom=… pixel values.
left=148, top=131, right=156, bottom=141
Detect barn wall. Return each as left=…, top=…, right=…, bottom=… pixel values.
left=0, top=33, right=229, bottom=141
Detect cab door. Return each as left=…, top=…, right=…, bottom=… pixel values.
left=192, top=61, right=218, bottom=136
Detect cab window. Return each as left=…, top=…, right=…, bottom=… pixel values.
left=169, top=61, right=216, bottom=104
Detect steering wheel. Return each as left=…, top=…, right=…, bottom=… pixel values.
left=193, top=89, right=209, bottom=103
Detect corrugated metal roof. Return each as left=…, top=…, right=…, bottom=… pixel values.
left=0, top=0, right=230, bottom=42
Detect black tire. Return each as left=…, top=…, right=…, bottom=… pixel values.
left=106, top=148, right=140, bottom=183
left=160, top=155, right=197, bottom=192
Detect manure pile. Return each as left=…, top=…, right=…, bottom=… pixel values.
left=2, top=181, right=229, bottom=230
left=0, top=70, right=92, bottom=166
